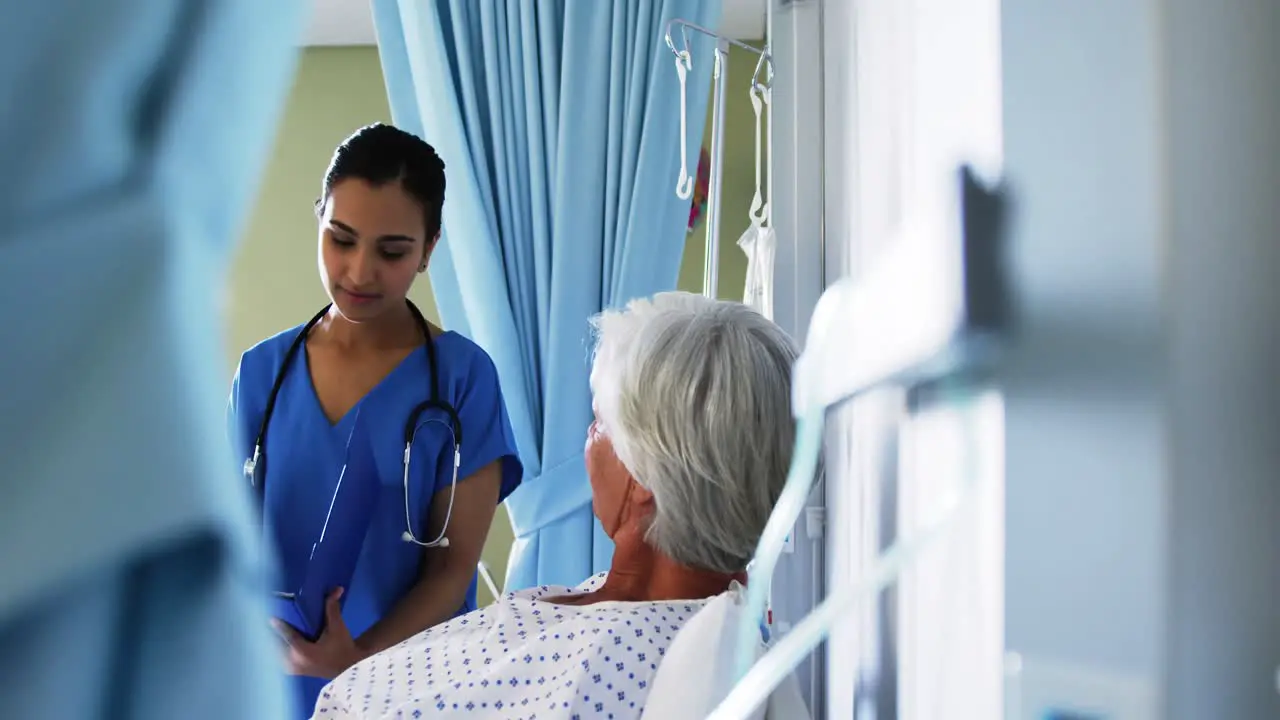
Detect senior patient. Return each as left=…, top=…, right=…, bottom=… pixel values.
left=312, top=292, right=798, bottom=719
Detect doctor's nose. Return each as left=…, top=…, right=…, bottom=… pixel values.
left=345, top=248, right=379, bottom=288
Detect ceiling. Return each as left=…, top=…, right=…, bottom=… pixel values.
left=304, top=0, right=766, bottom=46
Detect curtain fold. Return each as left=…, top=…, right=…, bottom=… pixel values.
left=0, top=0, right=305, bottom=717
left=374, top=0, right=721, bottom=589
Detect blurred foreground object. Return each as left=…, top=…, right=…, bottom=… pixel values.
left=0, top=1, right=306, bottom=717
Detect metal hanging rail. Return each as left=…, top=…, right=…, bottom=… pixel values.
left=663, top=18, right=773, bottom=299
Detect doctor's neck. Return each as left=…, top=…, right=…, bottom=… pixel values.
left=319, top=301, right=421, bottom=351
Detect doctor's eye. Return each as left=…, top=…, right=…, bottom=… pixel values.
left=379, top=249, right=409, bottom=261
left=329, top=234, right=356, bottom=249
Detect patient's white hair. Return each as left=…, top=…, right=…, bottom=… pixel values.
left=589, top=292, right=799, bottom=575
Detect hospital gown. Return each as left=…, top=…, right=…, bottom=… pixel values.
left=312, top=573, right=710, bottom=719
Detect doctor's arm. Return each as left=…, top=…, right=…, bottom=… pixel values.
left=353, top=460, right=503, bottom=657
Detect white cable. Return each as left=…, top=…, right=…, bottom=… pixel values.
left=809, top=511, right=822, bottom=705
left=675, top=51, right=695, bottom=199
left=476, top=560, right=502, bottom=600
left=712, top=387, right=982, bottom=720
left=711, top=466, right=975, bottom=718
left=735, top=408, right=825, bottom=680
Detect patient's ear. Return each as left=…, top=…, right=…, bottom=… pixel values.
left=628, top=479, right=655, bottom=516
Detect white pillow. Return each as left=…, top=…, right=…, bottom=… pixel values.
left=641, top=584, right=810, bottom=720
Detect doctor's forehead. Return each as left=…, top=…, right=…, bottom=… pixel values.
left=323, top=178, right=427, bottom=240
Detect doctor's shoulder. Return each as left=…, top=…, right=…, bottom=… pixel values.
left=435, top=332, right=504, bottom=391
left=232, top=323, right=311, bottom=404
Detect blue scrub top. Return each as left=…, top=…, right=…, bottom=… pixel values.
left=228, top=325, right=522, bottom=718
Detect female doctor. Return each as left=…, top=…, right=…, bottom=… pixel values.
left=227, top=123, right=523, bottom=717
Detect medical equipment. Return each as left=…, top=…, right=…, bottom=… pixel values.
left=739, top=78, right=776, bottom=319
left=665, top=19, right=774, bottom=299
left=674, top=49, right=695, bottom=200
left=242, top=300, right=464, bottom=549
left=715, top=166, right=1012, bottom=719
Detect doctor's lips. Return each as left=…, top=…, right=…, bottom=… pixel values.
left=340, top=288, right=383, bottom=304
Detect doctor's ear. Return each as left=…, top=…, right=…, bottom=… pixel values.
left=419, top=232, right=441, bottom=273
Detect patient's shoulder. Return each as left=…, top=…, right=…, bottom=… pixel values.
left=509, top=571, right=609, bottom=602
left=317, top=579, right=714, bottom=720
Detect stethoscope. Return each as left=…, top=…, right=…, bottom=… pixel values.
left=242, top=300, right=461, bottom=548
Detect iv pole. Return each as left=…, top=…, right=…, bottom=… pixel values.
left=664, top=19, right=773, bottom=299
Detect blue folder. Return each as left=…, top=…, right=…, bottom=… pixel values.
left=270, top=410, right=379, bottom=642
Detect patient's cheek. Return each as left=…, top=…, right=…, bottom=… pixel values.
left=585, top=432, right=629, bottom=536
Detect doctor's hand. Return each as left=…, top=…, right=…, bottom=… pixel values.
left=273, top=588, right=367, bottom=680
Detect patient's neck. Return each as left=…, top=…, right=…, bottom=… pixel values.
left=551, top=523, right=745, bottom=605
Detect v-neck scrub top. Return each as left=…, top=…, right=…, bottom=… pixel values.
left=227, top=324, right=523, bottom=718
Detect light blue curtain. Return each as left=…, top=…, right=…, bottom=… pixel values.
left=373, top=0, right=721, bottom=589
left=0, top=1, right=305, bottom=717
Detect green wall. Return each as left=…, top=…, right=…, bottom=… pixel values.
left=227, top=44, right=762, bottom=603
